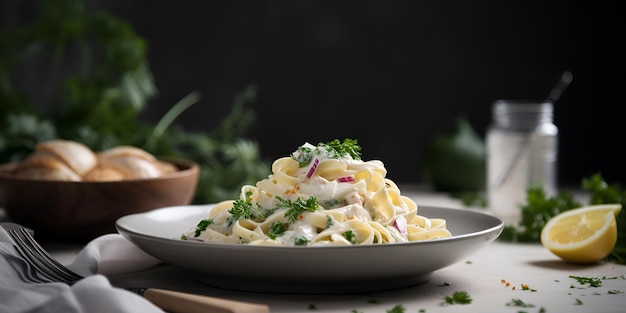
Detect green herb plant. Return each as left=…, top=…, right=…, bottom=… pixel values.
left=423, top=117, right=486, bottom=192
left=0, top=0, right=270, bottom=203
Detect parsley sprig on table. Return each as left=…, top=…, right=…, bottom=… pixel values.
left=569, top=275, right=603, bottom=288
left=441, top=291, right=472, bottom=305
left=499, top=186, right=582, bottom=242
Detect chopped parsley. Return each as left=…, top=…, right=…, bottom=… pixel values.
left=569, top=275, right=603, bottom=287
left=291, top=138, right=362, bottom=167
left=342, top=230, right=358, bottom=244
left=325, top=215, right=334, bottom=228
left=319, top=138, right=361, bottom=160
left=243, top=190, right=253, bottom=202
left=227, top=199, right=266, bottom=226
left=267, top=221, right=287, bottom=239
left=294, top=236, right=310, bottom=246
left=506, top=298, right=535, bottom=308
left=292, top=146, right=314, bottom=167
left=441, top=291, right=472, bottom=305
left=386, top=304, right=405, bottom=313
left=277, top=196, right=319, bottom=222
left=194, top=218, right=214, bottom=236
left=321, top=198, right=341, bottom=208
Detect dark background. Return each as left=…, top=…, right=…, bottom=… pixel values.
left=3, top=0, right=625, bottom=188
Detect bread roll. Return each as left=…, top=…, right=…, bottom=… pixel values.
left=91, top=156, right=162, bottom=180
left=98, top=145, right=157, bottom=162
left=10, top=140, right=177, bottom=181
left=35, top=140, right=97, bottom=176
left=12, top=153, right=82, bottom=181
left=82, top=164, right=127, bottom=181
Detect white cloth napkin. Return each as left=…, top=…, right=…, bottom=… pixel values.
left=0, top=228, right=164, bottom=313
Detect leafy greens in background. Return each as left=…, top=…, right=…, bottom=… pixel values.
left=423, top=118, right=486, bottom=193
left=0, top=0, right=270, bottom=203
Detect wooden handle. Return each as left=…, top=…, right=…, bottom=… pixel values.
left=142, top=288, right=270, bottom=313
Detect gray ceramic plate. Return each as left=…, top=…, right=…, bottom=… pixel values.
left=116, top=204, right=503, bottom=294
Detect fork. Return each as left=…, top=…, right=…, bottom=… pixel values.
left=2, top=222, right=270, bottom=313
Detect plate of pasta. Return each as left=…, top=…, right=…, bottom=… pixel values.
left=116, top=139, right=503, bottom=293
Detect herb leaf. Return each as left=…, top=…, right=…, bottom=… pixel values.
left=193, top=218, right=214, bottom=237
left=277, top=196, right=319, bottom=222
left=499, top=186, right=581, bottom=242
left=442, top=291, right=472, bottom=305
left=267, top=222, right=287, bottom=239
left=506, top=298, right=535, bottom=308
left=291, top=146, right=313, bottom=167
left=227, top=199, right=265, bottom=226
left=569, top=275, right=602, bottom=287
left=342, top=230, right=358, bottom=244
left=386, top=304, right=405, bottom=313
left=319, top=138, right=361, bottom=160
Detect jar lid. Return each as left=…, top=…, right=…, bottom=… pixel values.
left=492, top=100, right=553, bottom=128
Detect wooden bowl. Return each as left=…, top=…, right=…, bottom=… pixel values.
left=0, top=157, right=199, bottom=242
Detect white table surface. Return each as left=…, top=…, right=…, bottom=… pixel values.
left=39, top=187, right=626, bottom=312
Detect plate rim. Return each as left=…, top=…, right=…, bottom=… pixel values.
left=115, top=204, right=504, bottom=250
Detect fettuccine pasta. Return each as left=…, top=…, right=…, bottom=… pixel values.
left=181, top=139, right=452, bottom=246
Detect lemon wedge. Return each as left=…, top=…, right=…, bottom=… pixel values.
left=540, top=204, right=622, bottom=263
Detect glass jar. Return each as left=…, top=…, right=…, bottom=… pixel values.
left=486, top=100, right=558, bottom=224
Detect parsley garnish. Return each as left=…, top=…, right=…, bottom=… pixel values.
left=292, top=146, right=314, bottom=167
left=325, top=215, right=334, bottom=228
left=441, top=291, right=472, bottom=305
left=291, top=139, right=362, bottom=167
left=268, top=222, right=287, bottom=239
left=194, top=219, right=214, bottom=236
left=277, top=196, right=319, bottom=222
left=319, top=138, right=361, bottom=160
left=227, top=199, right=265, bottom=226
left=342, top=230, right=358, bottom=244
left=321, top=198, right=341, bottom=208
left=244, top=191, right=253, bottom=202
left=294, top=237, right=310, bottom=246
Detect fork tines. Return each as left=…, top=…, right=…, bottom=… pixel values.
left=4, top=224, right=83, bottom=284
